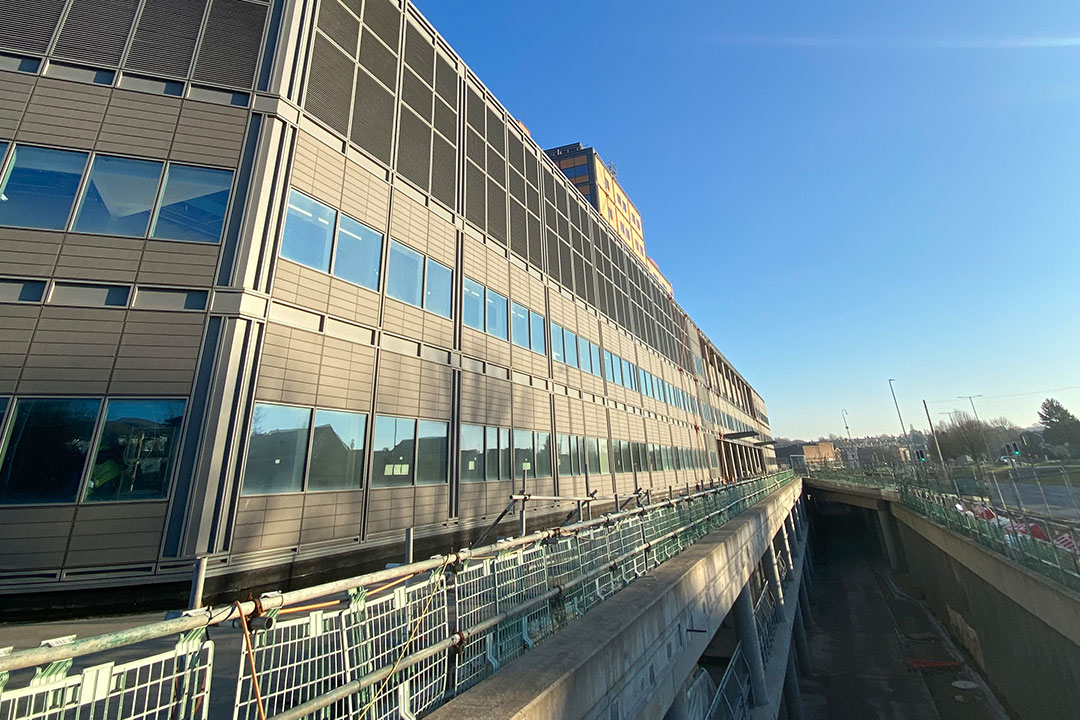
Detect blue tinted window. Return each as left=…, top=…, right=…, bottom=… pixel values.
left=152, top=165, right=233, bottom=243
left=0, top=145, right=88, bottom=230
left=463, top=278, right=484, bottom=330
left=333, top=214, right=381, bottom=289
left=386, top=240, right=423, bottom=306
left=424, top=258, right=452, bottom=318
left=563, top=329, right=578, bottom=367
left=622, top=359, right=633, bottom=389
left=0, top=397, right=102, bottom=504
left=485, top=289, right=507, bottom=339
left=550, top=322, right=564, bottom=362
left=372, top=415, right=415, bottom=487
left=603, top=350, right=614, bottom=381
left=73, top=155, right=163, bottom=237
left=510, top=302, right=529, bottom=348
left=280, top=190, right=334, bottom=271
left=590, top=343, right=601, bottom=377
left=84, top=399, right=185, bottom=502
left=577, top=336, right=591, bottom=373
left=611, top=354, right=622, bottom=385
left=241, top=403, right=310, bottom=495
left=0, top=141, right=7, bottom=165
left=529, top=312, right=545, bottom=355
left=309, top=409, right=366, bottom=491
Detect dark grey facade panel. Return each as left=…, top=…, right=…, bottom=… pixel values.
left=305, top=34, right=354, bottom=136
left=52, top=0, right=141, bottom=66
left=396, top=105, right=430, bottom=189
left=362, top=0, right=401, bottom=52
left=124, top=0, right=209, bottom=79
left=359, top=28, right=397, bottom=90
left=318, top=0, right=360, bottom=58
left=0, top=0, right=66, bottom=55
left=192, top=0, right=268, bottom=89
left=351, top=68, right=394, bottom=164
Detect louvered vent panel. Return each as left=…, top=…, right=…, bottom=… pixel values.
left=465, top=128, right=484, bottom=167
left=193, top=0, right=267, bottom=88
left=556, top=213, right=568, bottom=243
left=559, top=243, right=574, bottom=293
left=508, top=198, right=527, bottom=260
left=0, top=0, right=66, bottom=54
left=401, top=68, right=431, bottom=120
left=485, top=108, right=504, bottom=153
left=359, top=28, right=397, bottom=89
left=352, top=68, right=394, bottom=164
left=433, top=98, right=455, bottom=140
left=53, top=0, right=140, bottom=66
left=465, top=87, right=483, bottom=130
left=506, top=133, right=524, bottom=174
left=527, top=212, right=543, bottom=271
left=545, top=230, right=560, bottom=283
left=525, top=153, right=538, bottom=187
left=486, top=146, right=505, bottom=186
left=305, top=35, right=354, bottom=135
left=508, top=169, right=524, bottom=203
left=396, top=107, right=430, bottom=190
left=404, top=23, right=433, bottom=83
left=464, top=161, right=485, bottom=229
left=124, top=0, right=207, bottom=78
left=430, top=133, right=455, bottom=208
left=571, top=227, right=583, bottom=255
left=318, top=0, right=359, bottom=57
left=486, top=178, right=505, bottom=243
left=526, top=184, right=539, bottom=216
left=435, top=55, right=456, bottom=107
left=363, top=0, right=400, bottom=51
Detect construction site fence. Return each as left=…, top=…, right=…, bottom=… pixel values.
left=0, top=470, right=797, bottom=720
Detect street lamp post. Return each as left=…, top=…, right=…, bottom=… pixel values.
left=888, top=379, right=916, bottom=471
left=841, top=409, right=855, bottom=467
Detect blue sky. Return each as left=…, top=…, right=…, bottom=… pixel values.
left=415, top=1, right=1080, bottom=440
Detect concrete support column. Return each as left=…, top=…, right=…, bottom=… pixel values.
left=783, top=648, right=805, bottom=720
left=764, top=545, right=785, bottom=608
left=798, top=577, right=814, bottom=627
left=733, top=583, right=768, bottom=705
left=876, top=504, right=903, bottom=572
left=779, top=519, right=795, bottom=571
left=793, top=602, right=811, bottom=671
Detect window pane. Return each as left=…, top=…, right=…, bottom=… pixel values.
left=510, top=302, right=529, bottom=348
left=563, top=329, right=577, bottom=367
left=308, top=409, right=366, bottom=491
left=463, top=278, right=484, bottom=330
left=0, top=141, right=7, bottom=164
left=334, top=214, right=382, bottom=289
left=577, top=337, right=591, bottom=373
left=0, top=145, right=88, bottom=230
left=485, top=289, right=507, bottom=340
left=512, top=429, right=533, bottom=480
left=424, top=258, right=452, bottom=318
left=280, top=189, right=335, bottom=272
left=151, top=165, right=233, bottom=243
left=0, top=278, right=46, bottom=302
left=570, top=436, right=581, bottom=476
left=622, top=360, right=633, bottom=389
left=241, top=403, right=309, bottom=494
left=50, top=282, right=129, bottom=307
left=0, top=398, right=101, bottom=504
left=73, top=155, right=163, bottom=237
left=621, top=441, right=632, bottom=471
left=499, top=427, right=511, bottom=480
left=529, top=313, right=545, bottom=355
left=534, top=431, right=551, bottom=478
left=556, top=434, right=571, bottom=478
left=590, top=343, right=601, bottom=377
left=485, top=426, right=500, bottom=481
left=83, top=399, right=185, bottom=502
left=372, top=416, right=415, bottom=487
left=611, top=354, right=623, bottom=385
left=416, top=420, right=448, bottom=485
left=603, top=350, right=614, bottom=381
left=585, top=437, right=600, bottom=474
left=461, top=424, right=484, bottom=482
left=386, top=240, right=424, bottom=306
left=598, top=437, right=610, bottom=474
left=550, top=322, right=564, bottom=363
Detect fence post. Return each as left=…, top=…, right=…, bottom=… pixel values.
left=188, top=556, right=208, bottom=610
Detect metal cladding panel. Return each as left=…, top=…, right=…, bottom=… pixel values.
left=351, top=68, right=394, bottom=164
left=359, top=27, right=397, bottom=89
left=396, top=106, right=430, bottom=190
left=192, top=0, right=268, bottom=89
left=430, top=132, right=455, bottom=208
left=432, top=97, right=455, bottom=141
left=404, top=22, right=433, bottom=83
left=508, top=198, right=527, bottom=260
left=318, top=0, right=360, bottom=57
left=434, top=55, right=456, bottom=107
left=52, top=0, right=140, bottom=66
left=464, top=161, right=485, bottom=229
left=401, top=68, right=431, bottom=121
left=306, top=34, right=355, bottom=136
left=363, top=0, right=401, bottom=50
left=527, top=212, right=543, bottom=270
left=486, top=177, right=505, bottom=242
left=0, top=0, right=66, bottom=54
left=123, top=0, right=208, bottom=78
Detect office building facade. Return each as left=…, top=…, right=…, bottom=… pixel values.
left=0, top=0, right=773, bottom=598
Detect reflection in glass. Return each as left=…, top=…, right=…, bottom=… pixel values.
left=0, top=145, right=88, bottom=230
left=84, top=399, right=185, bottom=502
left=585, top=437, right=600, bottom=475
left=424, top=258, right=452, bottom=318
left=463, top=278, right=484, bottom=330
left=372, top=416, right=415, bottom=487
left=416, top=420, right=448, bottom=485
left=598, top=437, right=610, bottom=474
left=590, top=342, right=602, bottom=378
left=556, top=434, right=571, bottom=477
left=485, top=426, right=500, bottom=482
left=570, top=435, right=581, bottom=476
left=613, top=439, right=625, bottom=474
left=460, top=424, right=484, bottom=482
left=73, top=155, right=163, bottom=237
left=280, top=189, right=335, bottom=272
left=386, top=240, right=423, bottom=307
left=241, top=403, right=310, bottom=494
left=334, top=214, right=382, bottom=289
left=0, top=398, right=101, bottom=504
left=530, top=312, right=545, bottom=355
left=563, top=329, right=577, bottom=367
left=534, top=431, right=552, bottom=478
left=511, top=302, right=529, bottom=348
left=512, top=429, right=533, bottom=480
left=550, top=322, right=564, bottom=363
left=308, top=409, right=366, bottom=490
left=578, top=336, right=591, bottom=373
left=485, top=289, right=507, bottom=340
left=499, top=427, right=511, bottom=480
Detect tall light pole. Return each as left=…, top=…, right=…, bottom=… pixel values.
left=889, top=379, right=915, bottom=466
left=842, top=409, right=855, bottom=467
left=958, top=394, right=993, bottom=463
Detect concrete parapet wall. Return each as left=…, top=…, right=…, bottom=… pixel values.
left=427, top=481, right=803, bottom=720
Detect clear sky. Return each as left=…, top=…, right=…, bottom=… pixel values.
left=414, top=0, right=1080, bottom=440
